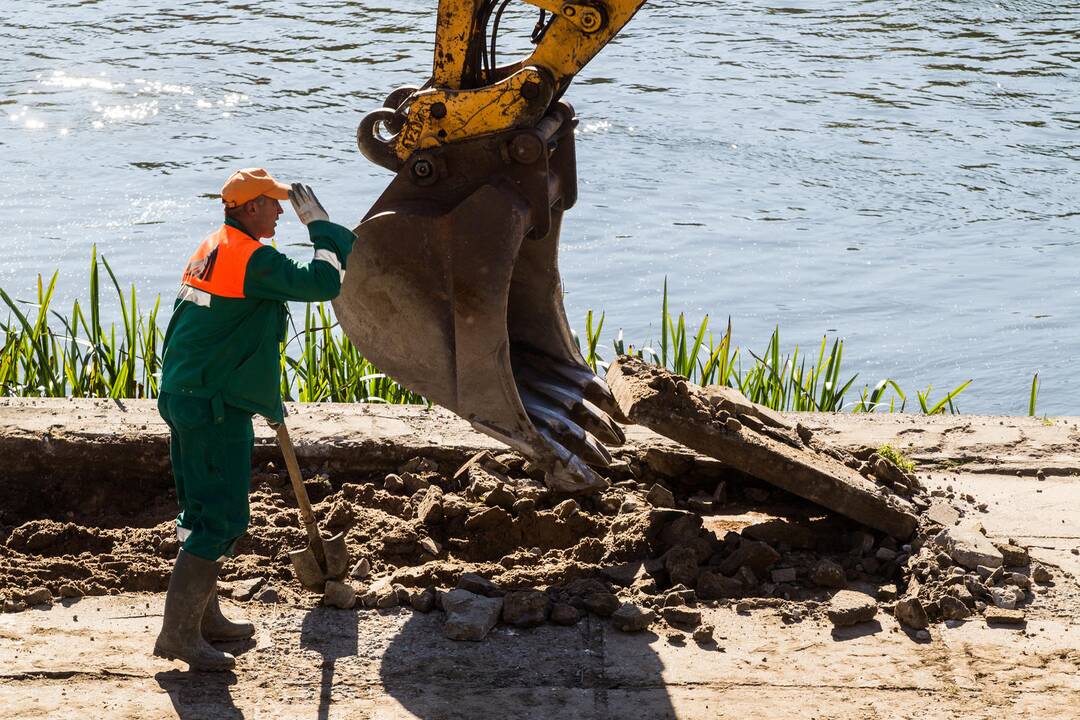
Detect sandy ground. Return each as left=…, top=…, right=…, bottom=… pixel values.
left=1, top=403, right=1078, bottom=719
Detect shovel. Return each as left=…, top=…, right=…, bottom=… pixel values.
left=269, top=420, right=350, bottom=592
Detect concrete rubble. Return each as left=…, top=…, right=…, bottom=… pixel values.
left=0, top=387, right=1073, bottom=652
left=443, top=589, right=503, bottom=641
left=933, top=520, right=1003, bottom=570
left=605, top=357, right=919, bottom=538
left=826, top=590, right=878, bottom=627
left=323, top=580, right=357, bottom=609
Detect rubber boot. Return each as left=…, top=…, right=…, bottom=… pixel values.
left=202, top=586, right=255, bottom=642
left=153, top=550, right=236, bottom=671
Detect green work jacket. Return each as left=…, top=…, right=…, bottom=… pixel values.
left=160, top=217, right=355, bottom=422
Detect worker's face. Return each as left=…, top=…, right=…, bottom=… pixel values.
left=242, top=195, right=283, bottom=239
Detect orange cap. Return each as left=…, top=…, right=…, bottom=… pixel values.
left=220, top=168, right=290, bottom=208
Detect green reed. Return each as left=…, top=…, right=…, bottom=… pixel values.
left=579, top=281, right=980, bottom=414
left=0, top=254, right=1038, bottom=415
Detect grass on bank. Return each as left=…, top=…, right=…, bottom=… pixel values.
left=0, top=251, right=1031, bottom=414
left=577, top=280, right=979, bottom=414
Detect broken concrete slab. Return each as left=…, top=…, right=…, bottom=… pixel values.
left=606, top=357, right=918, bottom=538
left=925, top=501, right=961, bottom=527
left=985, top=607, right=1026, bottom=625
left=933, top=521, right=1003, bottom=571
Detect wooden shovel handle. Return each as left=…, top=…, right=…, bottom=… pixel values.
left=270, top=421, right=325, bottom=554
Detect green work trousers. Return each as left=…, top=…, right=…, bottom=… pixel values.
left=158, top=391, right=254, bottom=561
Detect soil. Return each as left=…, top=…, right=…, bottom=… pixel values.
left=1, top=443, right=876, bottom=607
left=1, top=396, right=1078, bottom=718
left=2, top=401, right=1072, bottom=633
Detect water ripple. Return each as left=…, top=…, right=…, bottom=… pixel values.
left=1, top=0, right=1077, bottom=412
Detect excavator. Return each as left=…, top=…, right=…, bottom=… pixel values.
left=336, top=0, right=648, bottom=493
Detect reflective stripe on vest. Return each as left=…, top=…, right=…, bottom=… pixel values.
left=180, top=224, right=261, bottom=300
left=313, top=248, right=345, bottom=282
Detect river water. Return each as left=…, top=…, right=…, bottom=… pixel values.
left=2, top=1, right=1077, bottom=414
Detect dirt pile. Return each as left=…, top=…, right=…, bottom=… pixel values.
left=0, top=366, right=1064, bottom=637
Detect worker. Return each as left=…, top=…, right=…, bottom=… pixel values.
left=153, top=168, right=355, bottom=671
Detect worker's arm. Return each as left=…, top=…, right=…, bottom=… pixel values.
left=242, top=220, right=355, bottom=302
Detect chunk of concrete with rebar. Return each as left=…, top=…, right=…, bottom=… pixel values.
left=606, top=357, right=917, bottom=539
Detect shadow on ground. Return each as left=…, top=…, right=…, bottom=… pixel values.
left=155, top=669, right=243, bottom=719
left=379, top=610, right=676, bottom=720
left=301, top=604, right=360, bottom=720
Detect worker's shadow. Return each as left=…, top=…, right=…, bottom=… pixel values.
left=379, top=606, right=676, bottom=720
left=155, top=669, right=243, bottom=719
left=300, top=605, right=359, bottom=720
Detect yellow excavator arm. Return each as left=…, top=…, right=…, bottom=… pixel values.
left=357, top=0, right=647, bottom=170
left=337, top=0, right=647, bottom=492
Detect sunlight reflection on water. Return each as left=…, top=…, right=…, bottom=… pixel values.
left=1, top=1, right=1077, bottom=413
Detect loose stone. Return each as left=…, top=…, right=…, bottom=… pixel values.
left=349, top=557, right=371, bottom=579
left=770, top=567, right=797, bottom=584
left=612, top=603, right=655, bottom=633
left=456, top=573, right=501, bottom=597
left=443, top=589, right=503, bottom=641
left=696, top=571, right=743, bottom=600
left=692, top=624, right=715, bottom=644
left=23, top=587, right=52, bottom=607
left=811, top=559, right=847, bottom=588
left=584, top=592, right=620, bottom=617
left=646, top=483, right=676, bottom=508
left=939, top=595, right=971, bottom=621
left=1031, top=565, right=1053, bottom=584
left=895, top=595, right=929, bottom=629
left=826, top=590, right=878, bottom=627
left=409, top=588, right=436, bottom=613
left=323, top=580, right=356, bottom=609
left=501, top=590, right=549, bottom=627
left=550, top=603, right=581, bottom=626
left=662, top=606, right=702, bottom=628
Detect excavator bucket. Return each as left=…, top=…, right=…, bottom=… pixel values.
left=334, top=103, right=624, bottom=492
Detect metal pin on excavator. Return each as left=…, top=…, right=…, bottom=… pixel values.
left=336, top=0, right=647, bottom=492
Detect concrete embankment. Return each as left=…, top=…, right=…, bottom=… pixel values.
left=2, top=396, right=1077, bottom=480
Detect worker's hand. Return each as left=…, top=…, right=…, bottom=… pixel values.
left=289, top=183, right=330, bottom=225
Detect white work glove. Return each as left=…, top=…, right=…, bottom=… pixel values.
left=289, top=183, right=330, bottom=225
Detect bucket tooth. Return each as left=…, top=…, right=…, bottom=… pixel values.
left=514, top=347, right=625, bottom=421
left=519, top=389, right=612, bottom=468
left=535, top=426, right=607, bottom=491
left=517, top=369, right=625, bottom=446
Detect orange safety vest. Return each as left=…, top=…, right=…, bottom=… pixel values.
left=180, top=224, right=261, bottom=300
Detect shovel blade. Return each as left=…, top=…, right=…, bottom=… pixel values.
left=289, top=547, right=328, bottom=593
left=322, top=532, right=350, bottom=581
left=289, top=532, right=351, bottom=593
